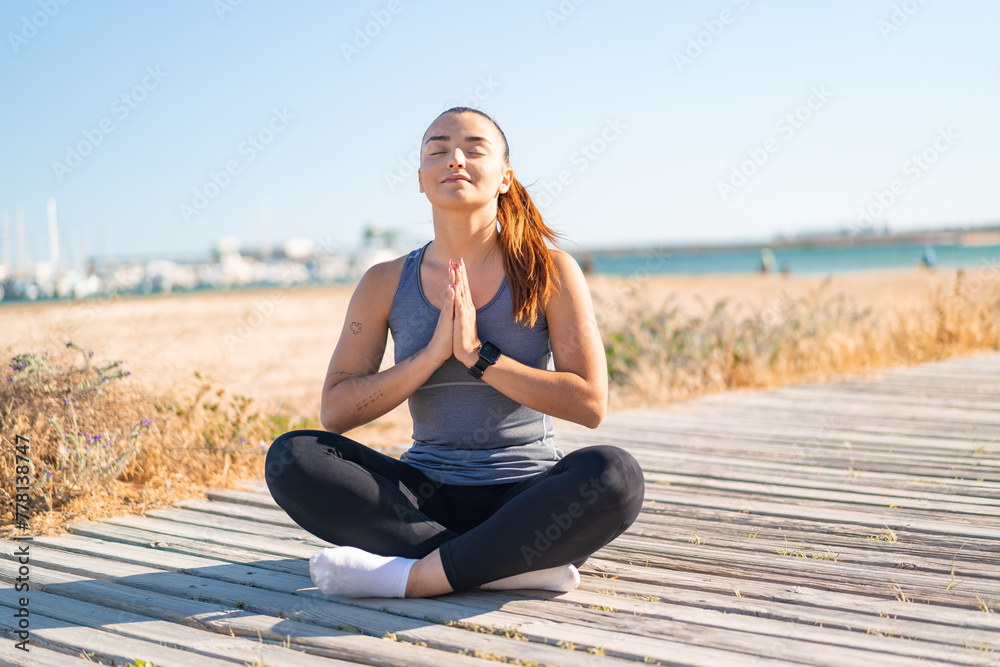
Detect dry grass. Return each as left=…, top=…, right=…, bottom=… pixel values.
left=1, top=342, right=309, bottom=537
left=600, top=270, right=1000, bottom=409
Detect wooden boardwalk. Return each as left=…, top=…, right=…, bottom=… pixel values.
left=3, top=352, right=1000, bottom=666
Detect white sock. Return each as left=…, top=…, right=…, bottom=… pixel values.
left=480, top=564, right=580, bottom=592
left=309, top=546, right=415, bottom=598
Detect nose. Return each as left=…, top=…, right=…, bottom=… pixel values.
left=448, top=148, right=466, bottom=169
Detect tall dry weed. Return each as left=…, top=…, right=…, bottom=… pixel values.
left=601, top=270, right=1000, bottom=408
left=1, top=342, right=307, bottom=536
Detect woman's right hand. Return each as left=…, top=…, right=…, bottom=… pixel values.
left=425, top=271, right=456, bottom=366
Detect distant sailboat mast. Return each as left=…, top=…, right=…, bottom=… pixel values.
left=260, top=196, right=272, bottom=261
left=1, top=211, right=10, bottom=273
left=16, top=206, right=26, bottom=273
left=47, top=197, right=59, bottom=267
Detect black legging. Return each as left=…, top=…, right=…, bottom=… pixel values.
left=264, top=430, right=645, bottom=591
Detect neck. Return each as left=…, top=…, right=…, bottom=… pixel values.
left=427, top=205, right=501, bottom=267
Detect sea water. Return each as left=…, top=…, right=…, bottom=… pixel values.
left=580, top=242, right=1000, bottom=277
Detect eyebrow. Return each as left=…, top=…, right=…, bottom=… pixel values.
left=424, top=135, right=493, bottom=146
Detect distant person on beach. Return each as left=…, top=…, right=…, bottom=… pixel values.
left=759, top=247, right=776, bottom=274
left=920, top=245, right=937, bottom=268
left=264, top=107, right=644, bottom=599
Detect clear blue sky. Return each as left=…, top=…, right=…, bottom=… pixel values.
left=2, top=0, right=997, bottom=265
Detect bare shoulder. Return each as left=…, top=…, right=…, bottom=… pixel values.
left=539, top=247, right=596, bottom=326
left=548, top=247, right=578, bottom=267
left=359, top=253, right=408, bottom=290
left=548, top=247, right=589, bottom=297
left=351, top=253, right=409, bottom=313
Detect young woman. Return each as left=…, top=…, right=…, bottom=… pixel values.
left=265, top=107, right=644, bottom=599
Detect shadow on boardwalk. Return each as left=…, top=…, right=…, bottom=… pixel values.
left=3, top=352, right=1000, bottom=666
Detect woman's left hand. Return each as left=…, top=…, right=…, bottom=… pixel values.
left=450, top=258, right=482, bottom=368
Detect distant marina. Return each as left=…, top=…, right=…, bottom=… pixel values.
left=2, top=214, right=999, bottom=305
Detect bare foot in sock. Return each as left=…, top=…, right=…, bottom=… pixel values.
left=480, top=564, right=580, bottom=592
left=309, top=546, right=415, bottom=598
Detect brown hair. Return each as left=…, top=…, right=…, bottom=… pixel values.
left=436, top=107, right=562, bottom=327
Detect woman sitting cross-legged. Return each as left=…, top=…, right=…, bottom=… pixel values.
left=264, top=106, right=645, bottom=598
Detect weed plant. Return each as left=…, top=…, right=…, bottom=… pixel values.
left=1, top=342, right=307, bottom=536
left=601, top=272, right=1000, bottom=408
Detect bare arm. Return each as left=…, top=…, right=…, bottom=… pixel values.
left=320, top=259, right=455, bottom=433
left=452, top=251, right=608, bottom=428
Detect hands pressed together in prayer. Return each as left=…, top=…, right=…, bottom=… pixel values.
left=427, top=257, right=483, bottom=369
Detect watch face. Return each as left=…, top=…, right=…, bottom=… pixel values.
left=479, top=342, right=501, bottom=364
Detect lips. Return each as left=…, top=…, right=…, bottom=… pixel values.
left=442, top=174, right=471, bottom=183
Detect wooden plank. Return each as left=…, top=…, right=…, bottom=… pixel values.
left=615, top=403, right=1000, bottom=439
left=628, top=513, right=1000, bottom=569
left=778, top=386, right=1000, bottom=412
left=138, top=507, right=333, bottom=542
left=561, top=436, right=1000, bottom=483
left=437, top=588, right=998, bottom=666
left=562, top=419, right=1000, bottom=465
left=637, top=489, right=1000, bottom=530
left=25, top=524, right=999, bottom=664
left=692, top=393, right=1000, bottom=426
left=570, top=419, right=1000, bottom=463
left=609, top=406, right=1000, bottom=448
left=621, top=522, right=1000, bottom=580
left=0, top=560, right=501, bottom=667
left=579, top=558, right=1000, bottom=633
left=207, top=487, right=282, bottom=509
left=826, top=379, right=1000, bottom=399
left=637, top=486, right=1000, bottom=541
left=598, top=537, right=1000, bottom=607
left=0, top=605, right=240, bottom=667
left=82, top=500, right=992, bottom=612
left=549, top=586, right=1000, bottom=652
left=641, top=471, right=1000, bottom=518
left=0, top=639, right=96, bottom=667
left=640, top=468, right=1000, bottom=510
left=0, top=543, right=761, bottom=667
left=11, top=535, right=852, bottom=666
left=68, top=518, right=316, bottom=569
left=174, top=497, right=302, bottom=527
left=96, top=515, right=323, bottom=558
left=357, top=595, right=980, bottom=667
left=635, top=506, right=1000, bottom=562
left=634, top=457, right=1000, bottom=498
left=0, top=587, right=355, bottom=667
left=30, top=533, right=307, bottom=591
left=560, top=442, right=1000, bottom=496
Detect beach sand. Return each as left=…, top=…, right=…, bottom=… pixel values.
left=1, top=266, right=962, bottom=449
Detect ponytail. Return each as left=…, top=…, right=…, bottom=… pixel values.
left=497, top=175, right=562, bottom=328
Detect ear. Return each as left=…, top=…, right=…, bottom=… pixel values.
left=418, top=168, right=424, bottom=193
left=497, top=166, right=514, bottom=195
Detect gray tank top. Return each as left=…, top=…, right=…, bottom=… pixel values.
left=387, top=242, right=563, bottom=485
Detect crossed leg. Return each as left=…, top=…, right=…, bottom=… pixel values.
left=265, top=430, right=645, bottom=597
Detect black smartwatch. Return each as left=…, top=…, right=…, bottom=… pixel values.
left=468, top=341, right=502, bottom=379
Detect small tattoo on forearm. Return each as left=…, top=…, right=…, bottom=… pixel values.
left=355, top=387, right=383, bottom=412
left=350, top=321, right=362, bottom=335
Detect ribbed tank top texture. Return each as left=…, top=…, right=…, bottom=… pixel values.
left=387, top=243, right=563, bottom=484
